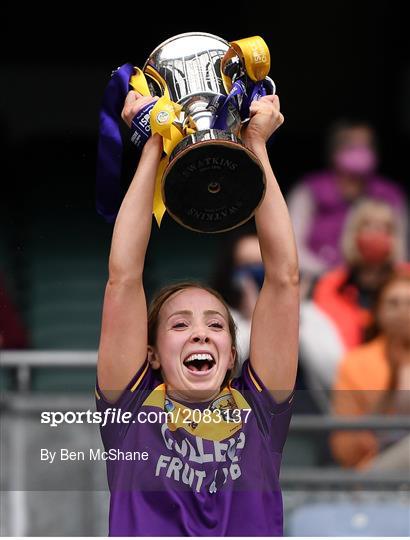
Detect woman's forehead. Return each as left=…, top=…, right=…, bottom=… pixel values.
left=382, top=280, right=410, bottom=300
left=359, top=207, right=393, bottom=226
left=336, top=126, right=373, bottom=146
left=160, top=288, right=228, bottom=318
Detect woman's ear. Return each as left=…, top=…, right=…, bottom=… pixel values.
left=229, top=347, right=237, bottom=369
left=147, top=346, right=161, bottom=369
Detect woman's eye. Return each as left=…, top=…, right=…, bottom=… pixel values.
left=209, top=322, right=223, bottom=329
left=173, top=322, right=188, bottom=329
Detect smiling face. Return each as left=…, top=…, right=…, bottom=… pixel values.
left=148, top=287, right=236, bottom=402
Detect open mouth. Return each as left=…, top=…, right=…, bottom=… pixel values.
left=183, top=353, right=216, bottom=373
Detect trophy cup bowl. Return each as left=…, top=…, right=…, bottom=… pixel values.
left=143, top=32, right=267, bottom=233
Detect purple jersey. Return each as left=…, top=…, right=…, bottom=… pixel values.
left=96, top=360, right=293, bottom=536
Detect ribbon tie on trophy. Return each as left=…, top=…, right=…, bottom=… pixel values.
left=129, top=75, right=190, bottom=225
left=149, top=97, right=184, bottom=226
left=230, top=36, right=271, bottom=82
left=96, top=64, right=189, bottom=226
left=214, top=36, right=274, bottom=130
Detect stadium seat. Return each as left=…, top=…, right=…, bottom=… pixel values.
left=25, top=211, right=111, bottom=350
left=0, top=368, right=14, bottom=391
left=288, top=501, right=410, bottom=536
left=31, top=367, right=96, bottom=393
left=281, top=434, right=321, bottom=466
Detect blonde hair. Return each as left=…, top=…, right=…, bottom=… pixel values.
left=341, top=199, right=400, bottom=265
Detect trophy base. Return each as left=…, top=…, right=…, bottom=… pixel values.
left=162, top=130, right=266, bottom=233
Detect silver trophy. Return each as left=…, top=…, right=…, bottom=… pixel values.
left=141, top=32, right=274, bottom=233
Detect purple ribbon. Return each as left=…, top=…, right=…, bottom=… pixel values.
left=212, top=80, right=246, bottom=130
left=240, top=78, right=273, bottom=117
left=96, top=63, right=135, bottom=223
left=213, top=77, right=273, bottom=131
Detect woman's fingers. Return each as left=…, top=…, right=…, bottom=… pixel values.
left=121, top=92, right=156, bottom=127
left=125, top=90, right=141, bottom=103
left=262, top=93, right=277, bottom=103
left=245, top=92, right=284, bottom=143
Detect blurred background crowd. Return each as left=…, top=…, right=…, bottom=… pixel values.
left=1, top=0, right=409, bottom=536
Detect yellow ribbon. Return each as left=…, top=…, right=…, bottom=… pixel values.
left=150, top=97, right=185, bottom=226
left=145, top=65, right=171, bottom=100
left=222, top=36, right=271, bottom=92
left=129, top=68, right=185, bottom=226
left=129, top=67, right=151, bottom=96
left=152, top=158, right=169, bottom=226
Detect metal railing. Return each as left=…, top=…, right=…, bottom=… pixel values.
left=1, top=350, right=97, bottom=391
left=1, top=350, right=409, bottom=492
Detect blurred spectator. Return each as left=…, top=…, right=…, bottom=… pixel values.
left=0, top=272, right=29, bottom=349
left=299, top=199, right=406, bottom=407
left=211, top=224, right=319, bottom=413
left=330, top=270, right=410, bottom=470
left=288, top=120, right=408, bottom=285
left=211, top=222, right=261, bottom=366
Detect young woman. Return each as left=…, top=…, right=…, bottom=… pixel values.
left=96, top=91, right=299, bottom=536
left=331, top=269, right=410, bottom=470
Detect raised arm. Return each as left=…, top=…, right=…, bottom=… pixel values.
left=97, top=92, right=162, bottom=402
left=243, top=95, right=299, bottom=402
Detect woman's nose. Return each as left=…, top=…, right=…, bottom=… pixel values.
left=191, top=331, right=210, bottom=343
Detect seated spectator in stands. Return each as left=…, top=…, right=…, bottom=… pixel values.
left=0, top=272, right=29, bottom=349
left=288, top=120, right=407, bottom=284
left=330, top=269, right=410, bottom=470
left=299, top=199, right=406, bottom=407
left=211, top=222, right=262, bottom=367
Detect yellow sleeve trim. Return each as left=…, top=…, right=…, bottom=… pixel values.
left=130, top=362, right=149, bottom=393
left=95, top=388, right=100, bottom=400
left=142, top=384, right=166, bottom=408
left=248, top=365, right=263, bottom=392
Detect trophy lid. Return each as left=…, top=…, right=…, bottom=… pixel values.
left=144, top=32, right=230, bottom=69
